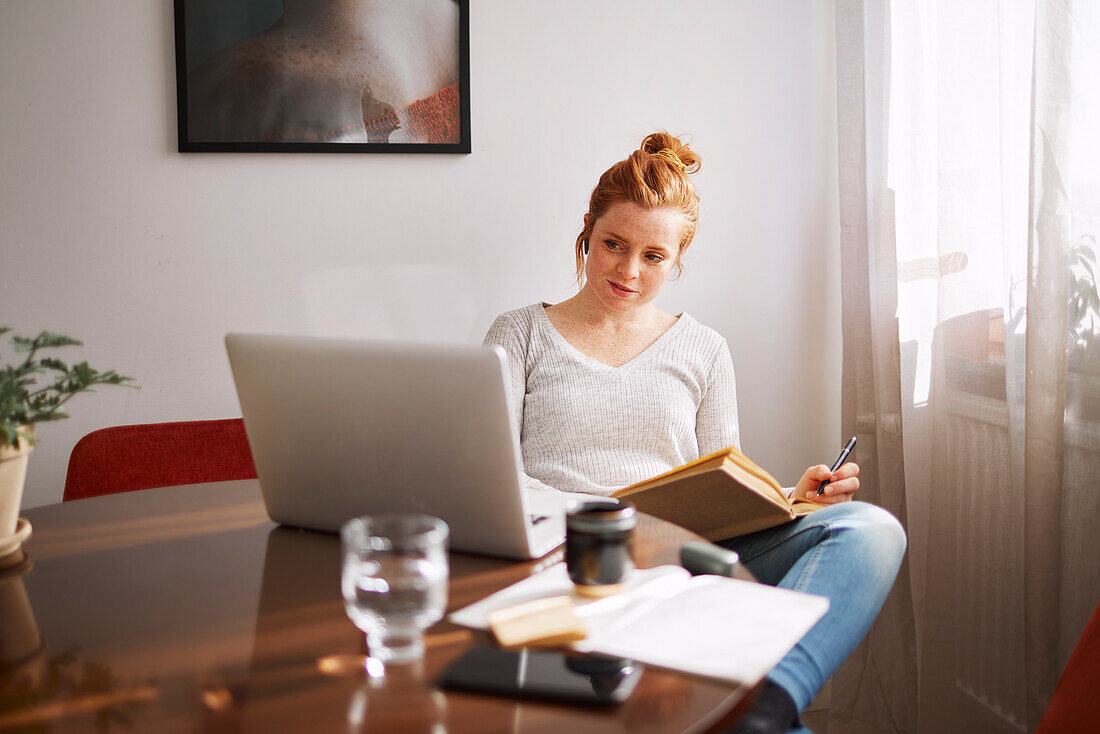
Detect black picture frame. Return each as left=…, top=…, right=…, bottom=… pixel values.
left=173, top=0, right=470, bottom=153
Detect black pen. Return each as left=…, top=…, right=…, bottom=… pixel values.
left=815, top=436, right=857, bottom=496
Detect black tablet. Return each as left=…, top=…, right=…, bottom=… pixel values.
left=438, top=646, right=643, bottom=706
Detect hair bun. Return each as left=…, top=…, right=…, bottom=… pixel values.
left=640, top=132, right=701, bottom=174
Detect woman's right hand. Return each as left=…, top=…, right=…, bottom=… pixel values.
left=791, top=462, right=860, bottom=503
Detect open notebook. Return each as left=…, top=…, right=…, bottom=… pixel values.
left=611, top=445, right=830, bottom=540
left=450, top=564, right=829, bottom=685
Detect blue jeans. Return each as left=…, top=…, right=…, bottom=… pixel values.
left=717, top=501, right=906, bottom=731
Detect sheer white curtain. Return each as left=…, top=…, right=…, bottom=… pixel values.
left=834, top=1, right=1100, bottom=732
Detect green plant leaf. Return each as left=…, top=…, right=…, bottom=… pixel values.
left=0, top=420, right=34, bottom=448
left=1080, top=258, right=1096, bottom=282
left=34, top=332, right=83, bottom=349
left=3, top=328, right=135, bottom=437
left=39, top=357, right=69, bottom=372
left=28, top=408, right=68, bottom=423
left=0, top=421, right=19, bottom=447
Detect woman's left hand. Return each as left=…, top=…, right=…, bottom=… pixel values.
left=791, top=462, right=860, bottom=503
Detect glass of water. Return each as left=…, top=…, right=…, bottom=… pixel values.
left=340, top=514, right=449, bottom=669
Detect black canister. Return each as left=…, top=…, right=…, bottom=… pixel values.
left=565, top=500, right=636, bottom=597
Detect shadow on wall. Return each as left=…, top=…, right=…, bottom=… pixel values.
left=302, top=266, right=479, bottom=344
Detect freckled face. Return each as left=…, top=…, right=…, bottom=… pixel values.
left=583, top=202, right=684, bottom=313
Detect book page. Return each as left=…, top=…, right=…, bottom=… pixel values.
left=723, top=449, right=786, bottom=494
left=624, top=471, right=793, bottom=540
left=724, top=457, right=790, bottom=505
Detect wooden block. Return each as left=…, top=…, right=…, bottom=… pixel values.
left=487, top=595, right=587, bottom=648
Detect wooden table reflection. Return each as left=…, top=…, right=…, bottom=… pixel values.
left=1, top=480, right=757, bottom=733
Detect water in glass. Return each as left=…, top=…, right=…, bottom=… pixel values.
left=343, top=556, right=447, bottom=656
left=340, top=514, right=449, bottom=666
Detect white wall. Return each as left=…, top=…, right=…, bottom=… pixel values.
left=1, top=0, right=840, bottom=509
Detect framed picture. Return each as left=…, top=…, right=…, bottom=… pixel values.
left=173, top=0, right=470, bottom=153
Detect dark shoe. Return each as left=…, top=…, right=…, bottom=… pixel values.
left=726, top=679, right=799, bottom=734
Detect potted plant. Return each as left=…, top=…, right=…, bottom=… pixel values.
left=1063, top=235, right=1100, bottom=421
left=0, top=328, right=134, bottom=543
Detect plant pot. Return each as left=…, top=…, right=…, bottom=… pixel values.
left=0, top=427, right=33, bottom=541
left=0, top=556, right=46, bottom=679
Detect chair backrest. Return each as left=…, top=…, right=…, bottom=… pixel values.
left=1036, top=599, right=1100, bottom=734
left=63, top=419, right=257, bottom=502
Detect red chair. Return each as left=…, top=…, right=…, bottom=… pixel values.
left=63, top=419, right=257, bottom=502
left=1036, top=599, right=1100, bottom=734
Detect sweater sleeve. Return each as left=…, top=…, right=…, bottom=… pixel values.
left=483, top=312, right=561, bottom=495
left=696, top=340, right=795, bottom=498
left=696, top=339, right=741, bottom=455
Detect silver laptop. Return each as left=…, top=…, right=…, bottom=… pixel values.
left=224, top=333, right=565, bottom=559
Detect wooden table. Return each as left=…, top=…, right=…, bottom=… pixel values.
left=0, top=481, right=758, bottom=733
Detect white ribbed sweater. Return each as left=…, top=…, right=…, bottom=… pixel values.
left=484, top=303, right=741, bottom=497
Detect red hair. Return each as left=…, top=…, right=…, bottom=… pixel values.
left=575, top=132, right=701, bottom=282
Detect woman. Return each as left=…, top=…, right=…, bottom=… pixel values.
left=484, top=132, right=906, bottom=734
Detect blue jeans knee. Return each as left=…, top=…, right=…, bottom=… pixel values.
left=718, top=501, right=906, bottom=712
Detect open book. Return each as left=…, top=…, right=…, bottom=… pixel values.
left=449, top=563, right=829, bottom=685
left=612, top=446, right=828, bottom=540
